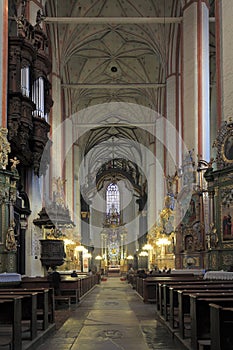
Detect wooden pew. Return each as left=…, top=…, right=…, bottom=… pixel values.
left=178, top=291, right=233, bottom=340
left=173, top=290, right=233, bottom=346
left=160, top=279, right=233, bottom=317
left=210, top=303, right=233, bottom=350
left=21, top=276, right=70, bottom=308
left=161, top=279, right=233, bottom=317
left=59, top=276, right=80, bottom=303
left=0, top=291, right=38, bottom=341
left=190, top=295, right=233, bottom=350
left=20, top=275, right=99, bottom=309
left=141, top=274, right=198, bottom=304
left=0, top=296, right=22, bottom=350
left=167, top=282, right=233, bottom=328
left=1, top=287, right=54, bottom=329
left=156, top=276, right=199, bottom=313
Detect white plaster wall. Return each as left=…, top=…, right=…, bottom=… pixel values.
left=220, top=0, right=233, bottom=121
left=25, top=170, right=44, bottom=276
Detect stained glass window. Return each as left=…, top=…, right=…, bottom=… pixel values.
left=106, top=183, right=120, bottom=214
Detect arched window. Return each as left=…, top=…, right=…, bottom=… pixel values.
left=106, top=183, right=120, bottom=214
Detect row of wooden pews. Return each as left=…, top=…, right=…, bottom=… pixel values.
left=157, top=277, right=233, bottom=350
left=129, top=272, right=200, bottom=303
left=210, top=303, right=233, bottom=350
left=0, top=286, right=54, bottom=350
left=0, top=273, right=99, bottom=349
left=21, top=274, right=99, bottom=306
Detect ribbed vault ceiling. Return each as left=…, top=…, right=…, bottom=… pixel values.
left=44, top=0, right=215, bottom=171
left=45, top=0, right=178, bottom=113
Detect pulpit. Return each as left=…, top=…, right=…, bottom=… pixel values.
left=40, top=239, right=65, bottom=269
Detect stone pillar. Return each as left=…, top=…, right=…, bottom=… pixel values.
left=148, top=142, right=157, bottom=231
left=166, top=74, right=179, bottom=173
left=138, top=211, right=147, bottom=251
left=51, top=74, right=63, bottom=178
left=74, top=144, right=81, bottom=241
left=182, top=0, right=210, bottom=161
left=0, top=0, right=8, bottom=127
left=155, top=125, right=165, bottom=219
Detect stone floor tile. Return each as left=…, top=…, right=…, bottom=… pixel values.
left=38, top=277, right=181, bottom=350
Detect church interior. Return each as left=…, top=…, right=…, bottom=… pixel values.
left=0, top=0, right=233, bottom=349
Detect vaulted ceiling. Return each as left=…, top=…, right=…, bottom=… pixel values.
left=43, top=0, right=216, bottom=176
left=45, top=0, right=180, bottom=114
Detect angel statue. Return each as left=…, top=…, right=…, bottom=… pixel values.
left=10, top=157, right=20, bottom=171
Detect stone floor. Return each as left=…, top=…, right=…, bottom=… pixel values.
left=37, top=277, right=182, bottom=350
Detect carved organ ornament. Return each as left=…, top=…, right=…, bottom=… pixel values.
left=8, top=9, right=53, bottom=176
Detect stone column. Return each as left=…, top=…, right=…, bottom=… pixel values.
left=148, top=142, right=157, bottom=231
left=51, top=74, right=63, bottom=178
left=182, top=0, right=210, bottom=161
left=166, top=74, right=180, bottom=173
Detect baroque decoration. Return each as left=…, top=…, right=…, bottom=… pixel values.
left=213, top=119, right=233, bottom=168
left=33, top=176, right=75, bottom=270
left=0, top=130, right=20, bottom=272
left=8, top=8, right=53, bottom=176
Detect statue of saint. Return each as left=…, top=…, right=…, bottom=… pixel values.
left=6, top=222, right=17, bottom=251
left=53, top=177, right=66, bottom=206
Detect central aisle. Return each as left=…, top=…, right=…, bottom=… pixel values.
left=38, top=277, right=181, bottom=350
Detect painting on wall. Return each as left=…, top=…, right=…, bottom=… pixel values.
left=223, top=134, right=233, bottom=163
left=222, top=205, right=233, bottom=241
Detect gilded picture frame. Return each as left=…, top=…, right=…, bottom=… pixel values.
left=221, top=203, right=233, bottom=241
left=222, top=132, right=233, bottom=164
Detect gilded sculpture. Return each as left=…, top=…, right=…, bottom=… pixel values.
left=0, top=128, right=11, bottom=170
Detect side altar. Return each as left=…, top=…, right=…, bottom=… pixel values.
left=205, top=120, right=233, bottom=270
left=0, top=128, right=20, bottom=273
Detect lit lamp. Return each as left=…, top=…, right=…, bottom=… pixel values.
left=139, top=251, right=149, bottom=257
left=95, top=255, right=102, bottom=272
left=142, top=244, right=153, bottom=251
left=126, top=255, right=134, bottom=260
left=156, top=237, right=171, bottom=257
left=142, top=243, right=153, bottom=270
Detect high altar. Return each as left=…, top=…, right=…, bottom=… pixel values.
left=100, top=205, right=128, bottom=273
